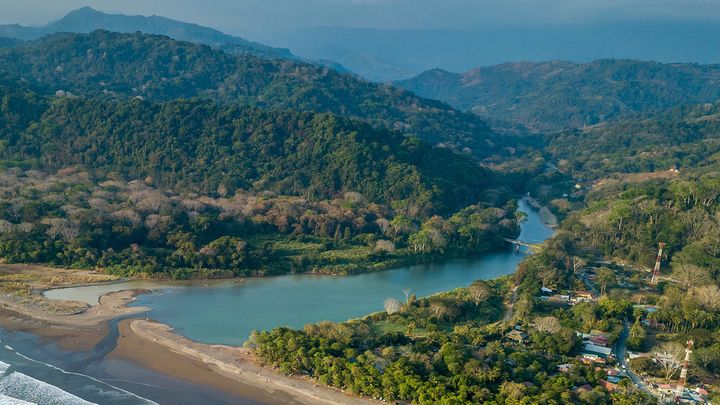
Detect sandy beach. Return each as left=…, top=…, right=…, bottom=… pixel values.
left=0, top=263, right=149, bottom=350
left=111, top=319, right=381, bottom=405
left=0, top=263, right=381, bottom=404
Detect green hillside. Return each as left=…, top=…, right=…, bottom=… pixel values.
left=397, top=60, right=720, bottom=131
left=0, top=31, right=500, bottom=157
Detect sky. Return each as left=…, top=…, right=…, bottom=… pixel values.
left=1, top=0, right=719, bottom=34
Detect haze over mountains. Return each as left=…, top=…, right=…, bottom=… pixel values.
left=0, top=6, right=293, bottom=59
left=258, top=22, right=720, bottom=81
left=397, top=60, right=720, bottom=132
left=0, top=30, right=500, bottom=159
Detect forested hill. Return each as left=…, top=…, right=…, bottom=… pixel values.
left=396, top=60, right=720, bottom=132
left=544, top=101, right=720, bottom=180
left=0, top=30, right=500, bottom=158
left=0, top=7, right=292, bottom=59
left=0, top=86, right=499, bottom=215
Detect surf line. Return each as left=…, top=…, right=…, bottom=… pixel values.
left=6, top=345, right=159, bottom=405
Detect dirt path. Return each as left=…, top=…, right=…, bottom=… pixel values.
left=503, top=286, right=519, bottom=323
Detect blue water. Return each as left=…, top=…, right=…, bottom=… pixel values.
left=131, top=198, right=554, bottom=345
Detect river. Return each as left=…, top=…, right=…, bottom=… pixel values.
left=7, top=197, right=553, bottom=404
left=46, top=198, right=554, bottom=345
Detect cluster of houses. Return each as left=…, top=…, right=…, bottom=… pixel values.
left=539, top=287, right=595, bottom=305
left=578, top=331, right=613, bottom=363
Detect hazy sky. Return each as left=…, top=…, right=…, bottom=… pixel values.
left=1, top=0, right=719, bottom=34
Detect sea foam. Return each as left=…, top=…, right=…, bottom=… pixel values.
left=0, top=371, right=97, bottom=405
left=0, top=392, right=35, bottom=404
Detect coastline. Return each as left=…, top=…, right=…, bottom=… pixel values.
left=0, top=198, right=551, bottom=404
left=0, top=265, right=381, bottom=404
left=111, top=319, right=381, bottom=405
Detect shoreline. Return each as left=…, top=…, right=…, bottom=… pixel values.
left=112, top=319, right=381, bottom=405
left=1, top=285, right=380, bottom=404
left=0, top=264, right=383, bottom=404
left=524, top=196, right=559, bottom=228
left=0, top=199, right=550, bottom=404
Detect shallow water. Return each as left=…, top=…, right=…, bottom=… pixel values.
left=0, top=327, right=262, bottom=405
left=0, top=332, right=156, bottom=405
left=25, top=198, right=554, bottom=404
left=112, top=198, right=552, bottom=345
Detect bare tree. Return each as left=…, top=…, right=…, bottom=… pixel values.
left=653, top=342, right=685, bottom=379
left=572, top=256, right=587, bottom=274
left=534, top=316, right=562, bottom=334
left=375, top=239, right=396, bottom=252
left=671, top=262, right=711, bottom=290
left=383, top=298, right=401, bottom=315
left=430, top=302, right=448, bottom=319
left=692, top=285, right=720, bottom=311
left=40, top=218, right=79, bottom=242
left=537, top=267, right=556, bottom=289
left=402, top=288, right=413, bottom=305
left=468, top=280, right=491, bottom=306
left=375, top=218, right=390, bottom=235
left=111, top=209, right=142, bottom=227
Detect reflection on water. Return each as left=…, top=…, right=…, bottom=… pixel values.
left=46, top=198, right=554, bottom=346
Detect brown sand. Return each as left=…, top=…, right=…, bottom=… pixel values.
left=112, top=319, right=382, bottom=405
left=0, top=289, right=149, bottom=351
left=0, top=263, right=381, bottom=404
left=524, top=197, right=559, bottom=228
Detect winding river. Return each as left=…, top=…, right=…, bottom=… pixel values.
left=1, top=198, right=553, bottom=404
left=46, top=198, right=554, bottom=346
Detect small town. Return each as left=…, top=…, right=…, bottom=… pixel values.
left=511, top=246, right=714, bottom=404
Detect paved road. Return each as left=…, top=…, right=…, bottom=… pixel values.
left=615, top=321, right=654, bottom=395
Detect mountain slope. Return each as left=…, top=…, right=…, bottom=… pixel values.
left=0, top=85, right=498, bottom=214
left=397, top=60, right=720, bottom=131
left=544, top=101, right=720, bottom=179
left=0, top=31, right=500, bottom=158
left=0, top=80, right=516, bottom=277
left=0, top=7, right=292, bottom=59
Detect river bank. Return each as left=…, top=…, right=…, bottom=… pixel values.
left=112, top=319, right=380, bottom=405
left=524, top=196, right=559, bottom=228
left=0, top=272, right=382, bottom=404
left=0, top=198, right=554, bottom=404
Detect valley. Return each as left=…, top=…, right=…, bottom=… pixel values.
left=0, top=5, right=719, bottom=404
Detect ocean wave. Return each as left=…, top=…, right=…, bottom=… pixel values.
left=0, top=360, right=10, bottom=373
left=0, top=392, right=36, bottom=405
left=0, top=371, right=97, bottom=405
left=12, top=352, right=158, bottom=405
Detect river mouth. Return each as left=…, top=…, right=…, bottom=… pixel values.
left=8, top=198, right=554, bottom=404
left=44, top=198, right=554, bottom=346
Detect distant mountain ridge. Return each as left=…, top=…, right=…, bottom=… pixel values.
left=260, top=22, right=720, bottom=82
left=396, top=60, right=720, bottom=132
left=0, top=7, right=293, bottom=59
left=0, top=30, right=501, bottom=159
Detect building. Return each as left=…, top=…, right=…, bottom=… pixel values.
left=590, top=335, right=609, bottom=347
left=557, top=363, right=572, bottom=373
left=600, top=380, right=618, bottom=392
left=581, top=342, right=612, bottom=360
left=505, top=330, right=528, bottom=344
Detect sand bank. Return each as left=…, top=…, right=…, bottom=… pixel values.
left=113, top=319, right=381, bottom=405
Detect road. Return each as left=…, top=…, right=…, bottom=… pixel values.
left=615, top=321, right=654, bottom=395
left=502, top=286, right=518, bottom=323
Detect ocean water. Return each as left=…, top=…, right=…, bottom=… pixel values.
left=28, top=197, right=554, bottom=403
left=0, top=337, right=156, bottom=405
